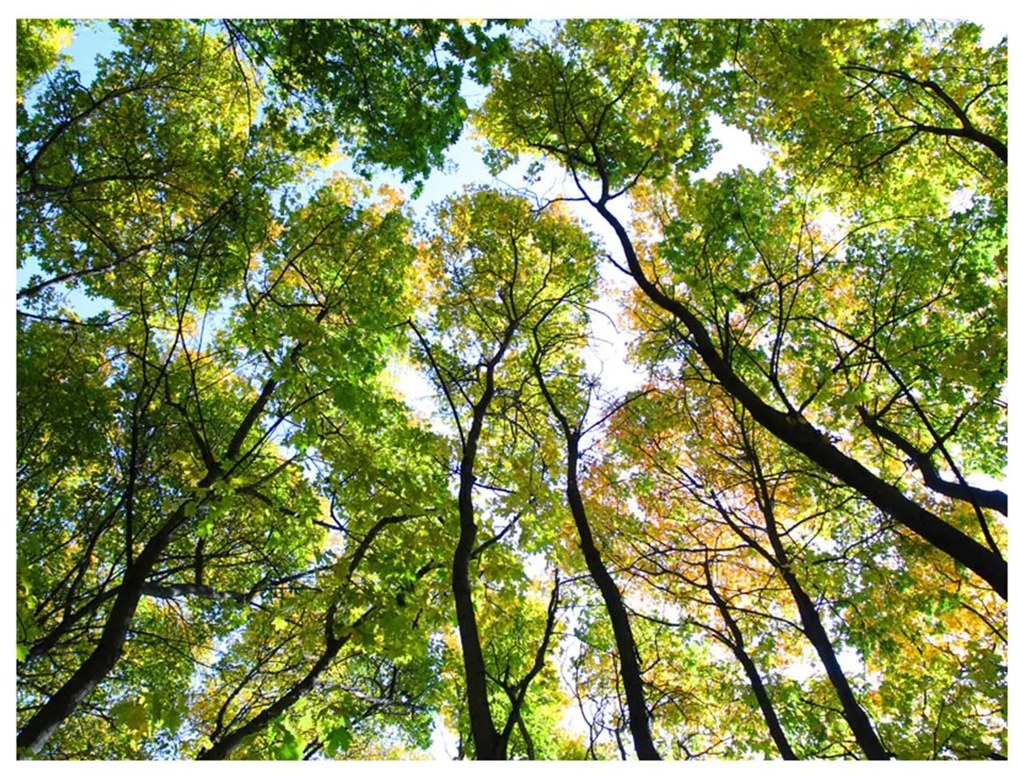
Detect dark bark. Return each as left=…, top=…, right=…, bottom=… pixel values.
left=857, top=407, right=1007, bottom=517
left=914, top=122, right=1007, bottom=163
left=564, top=437, right=661, bottom=759
left=17, top=493, right=204, bottom=754
left=197, top=604, right=357, bottom=760
left=23, top=588, right=118, bottom=665
left=735, top=439, right=889, bottom=760
left=17, top=350, right=290, bottom=754
left=529, top=341, right=662, bottom=758
left=197, top=515, right=424, bottom=759
left=781, top=578, right=888, bottom=758
left=450, top=325, right=518, bottom=760
left=783, top=580, right=888, bottom=759
left=490, top=572, right=561, bottom=759
left=702, top=562, right=797, bottom=760
left=406, top=318, right=504, bottom=758
left=594, top=199, right=1007, bottom=600
left=531, top=349, right=659, bottom=759
left=841, top=63, right=1008, bottom=165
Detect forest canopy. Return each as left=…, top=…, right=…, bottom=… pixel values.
left=15, top=17, right=1007, bottom=760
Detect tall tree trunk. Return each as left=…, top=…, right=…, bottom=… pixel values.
left=563, top=436, right=661, bottom=759
left=452, top=454, right=500, bottom=759
left=18, top=364, right=285, bottom=755
left=743, top=443, right=889, bottom=760
left=784, top=572, right=889, bottom=759
left=703, top=563, right=797, bottom=760
left=450, top=330, right=517, bottom=759
left=411, top=316, right=519, bottom=760
left=17, top=496, right=199, bottom=754
left=532, top=360, right=660, bottom=759
left=197, top=605, right=360, bottom=759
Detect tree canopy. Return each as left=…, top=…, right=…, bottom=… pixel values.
left=15, top=17, right=1007, bottom=760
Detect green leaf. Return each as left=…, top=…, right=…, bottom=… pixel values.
left=273, top=726, right=302, bottom=760
left=324, top=721, right=352, bottom=756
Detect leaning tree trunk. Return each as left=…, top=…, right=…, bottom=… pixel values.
left=562, top=435, right=661, bottom=760
left=17, top=496, right=200, bottom=754
left=532, top=362, right=660, bottom=759
left=703, top=561, right=797, bottom=760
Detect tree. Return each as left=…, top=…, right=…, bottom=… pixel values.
left=17, top=17, right=1007, bottom=761
left=479, top=18, right=1006, bottom=598
left=16, top=18, right=73, bottom=105
left=224, top=19, right=518, bottom=186
left=17, top=19, right=448, bottom=757
left=410, top=188, right=599, bottom=758
left=530, top=339, right=662, bottom=759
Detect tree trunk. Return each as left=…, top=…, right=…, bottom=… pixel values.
left=703, top=563, right=797, bottom=760
left=748, top=451, right=889, bottom=760
left=450, top=341, right=515, bottom=759
left=563, top=435, right=661, bottom=760
left=198, top=607, right=354, bottom=759
left=17, top=499, right=195, bottom=754
left=531, top=356, right=660, bottom=760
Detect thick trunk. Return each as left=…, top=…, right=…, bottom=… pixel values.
left=17, top=500, right=193, bottom=754
left=18, top=361, right=287, bottom=755
left=451, top=340, right=515, bottom=760
left=452, top=473, right=500, bottom=759
left=751, top=462, right=889, bottom=760
left=413, top=316, right=518, bottom=760
left=531, top=355, right=659, bottom=759
left=784, top=575, right=889, bottom=759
